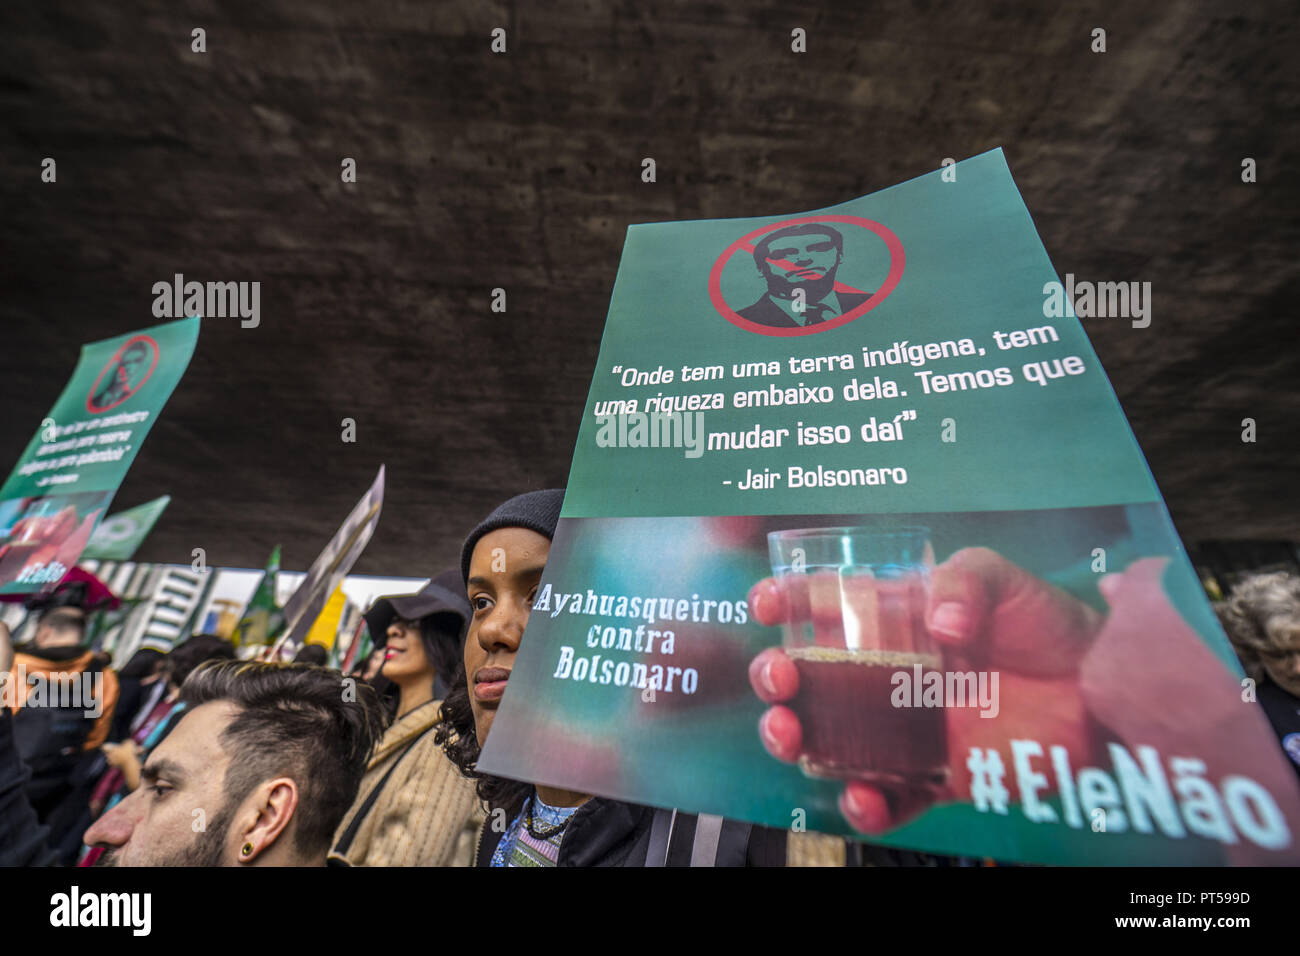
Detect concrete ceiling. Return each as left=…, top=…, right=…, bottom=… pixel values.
left=1, top=1, right=1295, bottom=578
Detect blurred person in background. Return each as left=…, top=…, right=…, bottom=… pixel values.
left=0, top=618, right=56, bottom=865
left=330, top=570, right=481, bottom=866
left=108, top=647, right=167, bottom=744
left=1217, top=571, right=1300, bottom=780
left=4, top=571, right=120, bottom=855
left=292, top=643, right=329, bottom=666
left=361, top=645, right=387, bottom=682
left=346, top=642, right=395, bottom=714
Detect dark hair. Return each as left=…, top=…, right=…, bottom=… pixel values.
left=118, top=647, right=166, bottom=680
left=29, top=581, right=93, bottom=614
left=367, top=672, right=398, bottom=708
left=180, top=660, right=388, bottom=859
left=752, top=223, right=844, bottom=273
left=292, top=644, right=329, bottom=667
left=166, top=634, right=236, bottom=690
left=433, top=660, right=530, bottom=818
left=421, top=613, right=464, bottom=700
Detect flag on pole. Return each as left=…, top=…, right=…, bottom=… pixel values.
left=336, top=616, right=369, bottom=673
left=233, top=545, right=284, bottom=649
left=303, top=585, right=347, bottom=651
left=82, top=496, right=172, bottom=562
left=271, top=467, right=385, bottom=660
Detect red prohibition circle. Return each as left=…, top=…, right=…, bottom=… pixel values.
left=708, top=214, right=905, bottom=337
left=85, top=334, right=160, bottom=414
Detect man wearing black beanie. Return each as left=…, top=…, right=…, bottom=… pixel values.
left=436, top=488, right=787, bottom=867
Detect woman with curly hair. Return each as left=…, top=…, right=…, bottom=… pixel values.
left=1216, top=571, right=1300, bottom=779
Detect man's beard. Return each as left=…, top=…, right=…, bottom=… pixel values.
left=765, top=269, right=837, bottom=304
left=94, top=802, right=237, bottom=867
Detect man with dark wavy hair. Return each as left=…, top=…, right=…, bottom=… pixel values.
left=83, top=660, right=387, bottom=866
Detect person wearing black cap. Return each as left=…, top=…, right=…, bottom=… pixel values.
left=329, top=569, right=482, bottom=866
left=437, top=489, right=788, bottom=867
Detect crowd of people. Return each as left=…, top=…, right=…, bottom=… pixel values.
left=2, top=487, right=1298, bottom=867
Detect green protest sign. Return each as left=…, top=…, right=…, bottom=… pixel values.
left=0, top=317, right=199, bottom=595
left=234, top=545, right=284, bottom=649
left=81, top=495, right=172, bottom=562
left=476, top=150, right=1300, bottom=865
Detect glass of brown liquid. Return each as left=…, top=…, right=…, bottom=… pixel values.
left=767, top=526, right=947, bottom=792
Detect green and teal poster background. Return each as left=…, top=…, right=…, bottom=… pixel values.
left=476, top=151, right=1300, bottom=864
left=0, top=317, right=199, bottom=595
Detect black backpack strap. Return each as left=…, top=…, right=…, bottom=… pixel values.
left=689, top=813, right=726, bottom=866
left=642, top=809, right=757, bottom=867
left=332, top=725, right=435, bottom=858
left=644, top=808, right=676, bottom=867
left=685, top=813, right=755, bottom=866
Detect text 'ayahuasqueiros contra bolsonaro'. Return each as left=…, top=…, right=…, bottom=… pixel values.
left=532, top=584, right=750, bottom=697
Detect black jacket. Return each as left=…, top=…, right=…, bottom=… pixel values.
left=475, top=794, right=787, bottom=867
left=1257, top=680, right=1300, bottom=781
left=0, top=710, right=56, bottom=866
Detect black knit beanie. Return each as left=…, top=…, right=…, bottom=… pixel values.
left=460, top=489, right=565, bottom=585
